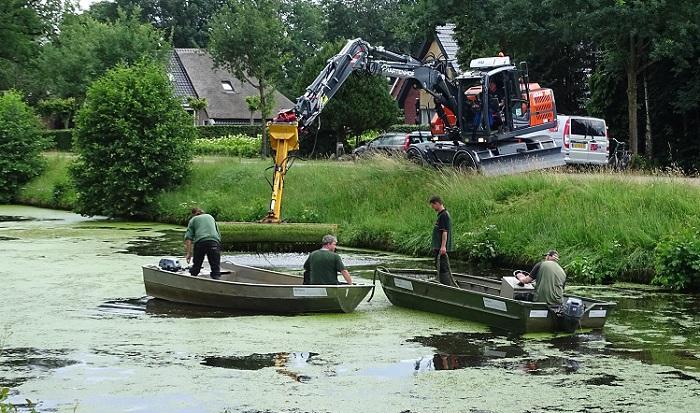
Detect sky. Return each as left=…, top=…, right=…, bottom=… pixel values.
left=79, top=0, right=101, bottom=11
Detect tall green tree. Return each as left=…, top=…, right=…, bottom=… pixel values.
left=36, top=9, right=168, bottom=102
left=0, top=90, right=48, bottom=202
left=90, top=0, right=227, bottom=48
left=452, top=0, right=596, bottom=115
left=278, top=0, right=325, bottom=97
left=71, top=62, right=195, bottom=218
left=295, top=41, right=400, bottom=154
left=0, top=0, right=44, bottom=90
left=579, top=0, right=698, bottom=155
left=209, top=0, right=290, bottom=157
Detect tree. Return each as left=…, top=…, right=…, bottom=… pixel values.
left=245, top=95, right=260, bottom=125
left=209, top=0, right=290, bottom=157
left=578, top=0, right=698, bottom=155
left=0, top=0, right=44, bottom=90
left=452, top=0, right=596, bottom=115
left=37, top=9, right=169, bottom=101
left=0, top=90, right=48, bottom=202
left=186, top=96, right=207, bottom=125
left=295, top=42, right=401, bottom=154
left=320, top=0, right=419, bottom=53
left=71, top=62, right=195, bottom=218
left=90, top=0, right=227, bottom=48
left=278, top=0, right=325, bottom=97
left=37, top=97, right=76, bottom=129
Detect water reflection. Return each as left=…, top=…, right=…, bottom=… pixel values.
left=0, top=215, right=37, bottom=222
left=566, top=286, right=700, bottom=372
left=97, top=297, right=261, bottom=319
left=0, top=347, right=79, bottom=388
left=401, top=332, right=581, bottom=375
left=202, top=352, right=317, bottom=382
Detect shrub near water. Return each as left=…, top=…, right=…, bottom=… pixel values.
left=71, top=62, right=195, bottom=217
left=0, top=91, right=48, bottom=203
left=653, top=228, right=700, bottom=291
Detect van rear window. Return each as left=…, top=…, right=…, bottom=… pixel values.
left=571, top=119, right=606, bottom=137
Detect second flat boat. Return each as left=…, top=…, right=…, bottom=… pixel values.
left=375, top=267, right=615, bottom=333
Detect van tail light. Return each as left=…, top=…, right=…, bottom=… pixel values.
left=403, top=134, right=411, bottom=151
left=563, top=119, right=570, bottom=149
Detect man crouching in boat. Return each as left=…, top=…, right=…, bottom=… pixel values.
left=184, top=207, right=222, bottom=279
left=303, top=235, right=353, bottom=285
left=515, top=250, right=566, bottom=306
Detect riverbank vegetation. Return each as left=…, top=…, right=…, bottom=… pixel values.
left=18, top=153, right=700, bottom=290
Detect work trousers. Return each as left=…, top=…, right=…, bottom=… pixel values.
left=433, top=250, right=457, bottom=287
left=190, top=239, right=221, bottom=279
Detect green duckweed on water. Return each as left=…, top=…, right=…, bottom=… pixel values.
left=1, top=205, right=699, bottom=412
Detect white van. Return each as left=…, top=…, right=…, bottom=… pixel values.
left=523, top=115, right=610, bottom=166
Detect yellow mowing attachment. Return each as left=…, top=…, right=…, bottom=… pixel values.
left=262, top=122, right=300, bottom=223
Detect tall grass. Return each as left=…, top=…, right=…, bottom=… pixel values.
left=17, top=152, right=700, bottom=284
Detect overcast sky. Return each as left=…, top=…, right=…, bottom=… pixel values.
left=79, top=0, right=101, bottom=11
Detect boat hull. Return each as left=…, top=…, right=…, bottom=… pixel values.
left=143, top=262, right=373, bottom=314
left=377, top=268, right=615, bottom=334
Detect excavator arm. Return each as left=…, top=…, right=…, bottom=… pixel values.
left=263, top=39, right=459, bottom=223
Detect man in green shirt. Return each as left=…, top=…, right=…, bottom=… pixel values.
left=184, top=207, right=222, bottom=279
left=303, top=235, right=352, bottom=285
left=429, top=195, right=457, bottom=287
left=515, top=250, right=567, bottom=305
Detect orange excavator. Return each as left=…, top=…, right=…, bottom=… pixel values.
left=262, top=39, right=563, bottom=223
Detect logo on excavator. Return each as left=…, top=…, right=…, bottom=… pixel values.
left=381, top=64, right=414, bottom=78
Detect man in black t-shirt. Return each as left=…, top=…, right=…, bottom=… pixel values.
left=429, top=195, right=457, bottom=286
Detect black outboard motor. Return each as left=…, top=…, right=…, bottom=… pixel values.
left=158, top=257, right=183, bottom=272
left=558, top=297, right=585, bottom=333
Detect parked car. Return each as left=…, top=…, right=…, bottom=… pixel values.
left=522, top=115, right=610, bottom=166
left=352, top=131, right=430, bottom=157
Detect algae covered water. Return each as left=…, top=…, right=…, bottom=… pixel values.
left=1, top=206, right=698, bottom=412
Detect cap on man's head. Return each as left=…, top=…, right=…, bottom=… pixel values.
left=544, top=249, right=559, bottom=260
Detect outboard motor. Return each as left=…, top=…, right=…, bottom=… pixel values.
left=558, top=297, right=585, bottom=333
left=158, top=257, right=183, bottom=272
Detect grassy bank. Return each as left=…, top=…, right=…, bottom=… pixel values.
left=17, top=153, right=700, bottom=285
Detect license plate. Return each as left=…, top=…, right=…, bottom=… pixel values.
left=573, top=142, right=586, bottom=149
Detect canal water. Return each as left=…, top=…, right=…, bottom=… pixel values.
left=0, top=206, right=698, bottom=412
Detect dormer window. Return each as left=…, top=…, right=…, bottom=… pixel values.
left=221, top=81, right=234, bottom=92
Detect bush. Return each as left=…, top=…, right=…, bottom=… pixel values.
left=71, top=62, right=195, bottom=218
left=0, top=90, right=48, bottom=202
left=43, top=129, right=73, bottom=151
left=653, top=228, right=700, bottom=291
left=193, top=134, right=261, bottom=157
left=197, top=125, right=260, bottom=139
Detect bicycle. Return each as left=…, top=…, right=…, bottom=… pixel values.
left=609, top=138, right=631, bottom=171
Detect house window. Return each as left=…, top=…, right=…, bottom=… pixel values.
left=221, top=81, right=234, bottom=92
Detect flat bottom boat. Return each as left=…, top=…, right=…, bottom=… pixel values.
left=375, top=267, right=615, bottom=333
left=142, top=260, right=373, bottom=314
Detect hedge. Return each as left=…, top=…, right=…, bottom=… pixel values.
left=197, top=124, right=261, bottom=139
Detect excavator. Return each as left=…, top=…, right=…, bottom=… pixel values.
left=262, top=39, right=563, bottom=223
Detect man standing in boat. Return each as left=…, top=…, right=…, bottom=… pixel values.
left=429, top=196, right=457, bottom=287
left=515, top=250, right=566, bottom=305
left=303, top=235, right=352, bottom=285
left=184, top=207, right=222, bottom=280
